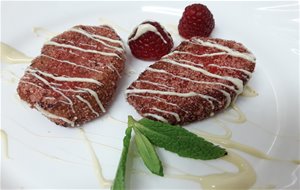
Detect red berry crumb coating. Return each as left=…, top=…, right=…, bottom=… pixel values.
left=128, top=21, right=174, bottom=61
left=178, top=4, right=215, bottom=39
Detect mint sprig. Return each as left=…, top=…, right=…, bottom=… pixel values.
left=130, top=117, right=164, bottom=176
left=137, top=118, right=227, bottom=160
left=111, top=125, right=132, bottom=190
left=111, top=116, right=227, bottom=190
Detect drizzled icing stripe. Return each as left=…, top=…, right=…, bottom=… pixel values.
left=143, top=113, right=168, bottom=123
left=69, top=28, right=124, bottom=52
left=160, top=58, right=244, bottom=95
left=126, top=88, right=218, bottom=110
left=23, top=73, right=106, bottom=115
left=135, top=80, right=175, bottom=90
left=41, top=54, right=102, bottom=74
left=147, top=67, right=237, bottom=92
left=28, top=71, right=75, bottom=112
left=191, top=38, right=256, bottom=63
left=146, top=67, right=235, bottom=108
left=50, top=82, right=62, bottom=86
left=106, top=64, right=121, bottom=78
left=78, top=42, right=97, bottom=48
left=19, top=80, right=43, bottom=89
left=27, top=67, right=103, bottom=86
left=44, top=41, right=121, bottom=59
left=85, top=26, right=125, bottom=47
left=175, top=58, right=204, bottom=67
left=76, top=95, right=100, bottom=116
left=219, top=89, right=232, bottom=108
left=129, top=23, right=167, bottom=44
left=208, top=64, right=252, bottom=78
left=56, top=48, right=121, bottom=77
left=44, top=97, right=56, bottom=100
left=166, top=51, right=227, bottom=59
left=35, top=104, right=75, bottom=127
left=58, top=86, right=105, bottom=113
left=77, top=87, right=106, bottom=113
left=127, top=94, right=188, bottom=113
left=151, top=107, right=180, bottom=122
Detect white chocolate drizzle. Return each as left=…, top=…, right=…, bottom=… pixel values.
left=19, top=80, right=43, bottom=89
left=151, top=107, right=180, bottom=122
left=127, top=94, right=188, bottom=113
left=191, top=38, right=256, bottom=63
left=77, top=87, right=106, bottom=113
left=208, top=64, right=252, bottom=78
left=1, top=42, right=33, bottom=64
left=0, top=129, right=9, bottom=159
left=220, top=89, right=232, bottom=108
left=27, top=71, right=76, bottom=112
left=175, top=58, right=204, bottom=67
left=160, top=58, right=244, bottom=95
left=166, top=50, right=227, bottom=59
left=147, top=67, right=236, bottom=92
left=44, top=41, right=121, bottom=59
left=56, top=48, right=121, bottom=77
left=86, top=26, right=125, bottom=47
left=241, top=85, right=258, bottom=97
left=69, top=27, right=124, bottom=52
left=41, top=54, right=102, bottom=74
left=135, top=79, right=175, bottom=90
left=79, top=128, right=112, bottom=188
left=76, top=95, right=100, bottom=116
left=35, top=104, right=75, bottom=127
left=27, top=67, right=103, bottom=86
left=167, top=151, right=256, bottom=190
left=44, top=97, right=56, bottom=100
left=126, top=88, right=218, bottom=110
left=129, top=23, right=167, bottom=44
left=143, top=113, right=168, bottom=123
left=146, top=67, right=234, bottom=109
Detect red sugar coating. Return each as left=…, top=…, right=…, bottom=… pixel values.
left=126, top=37, right=255, bottom=125
left=17, top=25, right=126, bottom=127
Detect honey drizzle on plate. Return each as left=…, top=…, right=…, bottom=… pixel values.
left=1, top=42, right=32, bottom=64
left=79, top=128, right=112, bottom=188
left=0, top=129, right=9, bottom=159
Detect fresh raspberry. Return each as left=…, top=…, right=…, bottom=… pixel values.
left=128, top=21, right=173, bottom=61
left=178, top=4, right=215, bottom=39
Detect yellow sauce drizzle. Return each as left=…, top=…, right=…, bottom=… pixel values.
left=166, top=151, right=256, bottom=190
left=32, top=27, right=56, bottom=40
left=193, top=122, right=300, bottom=165
left=193, top=129, right=272, bottom=160
left=218, top=104, right=247, bottom=123
left=1, top=42, right=32, bottom=64
left=212, top=118, right=232, bottom=139
left=79, top=128, right=112, bottom=188
left=241, top=85, right=259, bottom=97
left=292, top=160, right=300, bottom=165
left=0, top=129, right=9, bottom=159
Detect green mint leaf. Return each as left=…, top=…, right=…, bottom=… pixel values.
left=111, top=120, right=133, bottom=190
left=137, top=118, right=227, bottom=160
left=133, top=127, right=164, bottom=176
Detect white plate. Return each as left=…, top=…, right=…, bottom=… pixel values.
left=1, top=1, right=299, bottom=189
